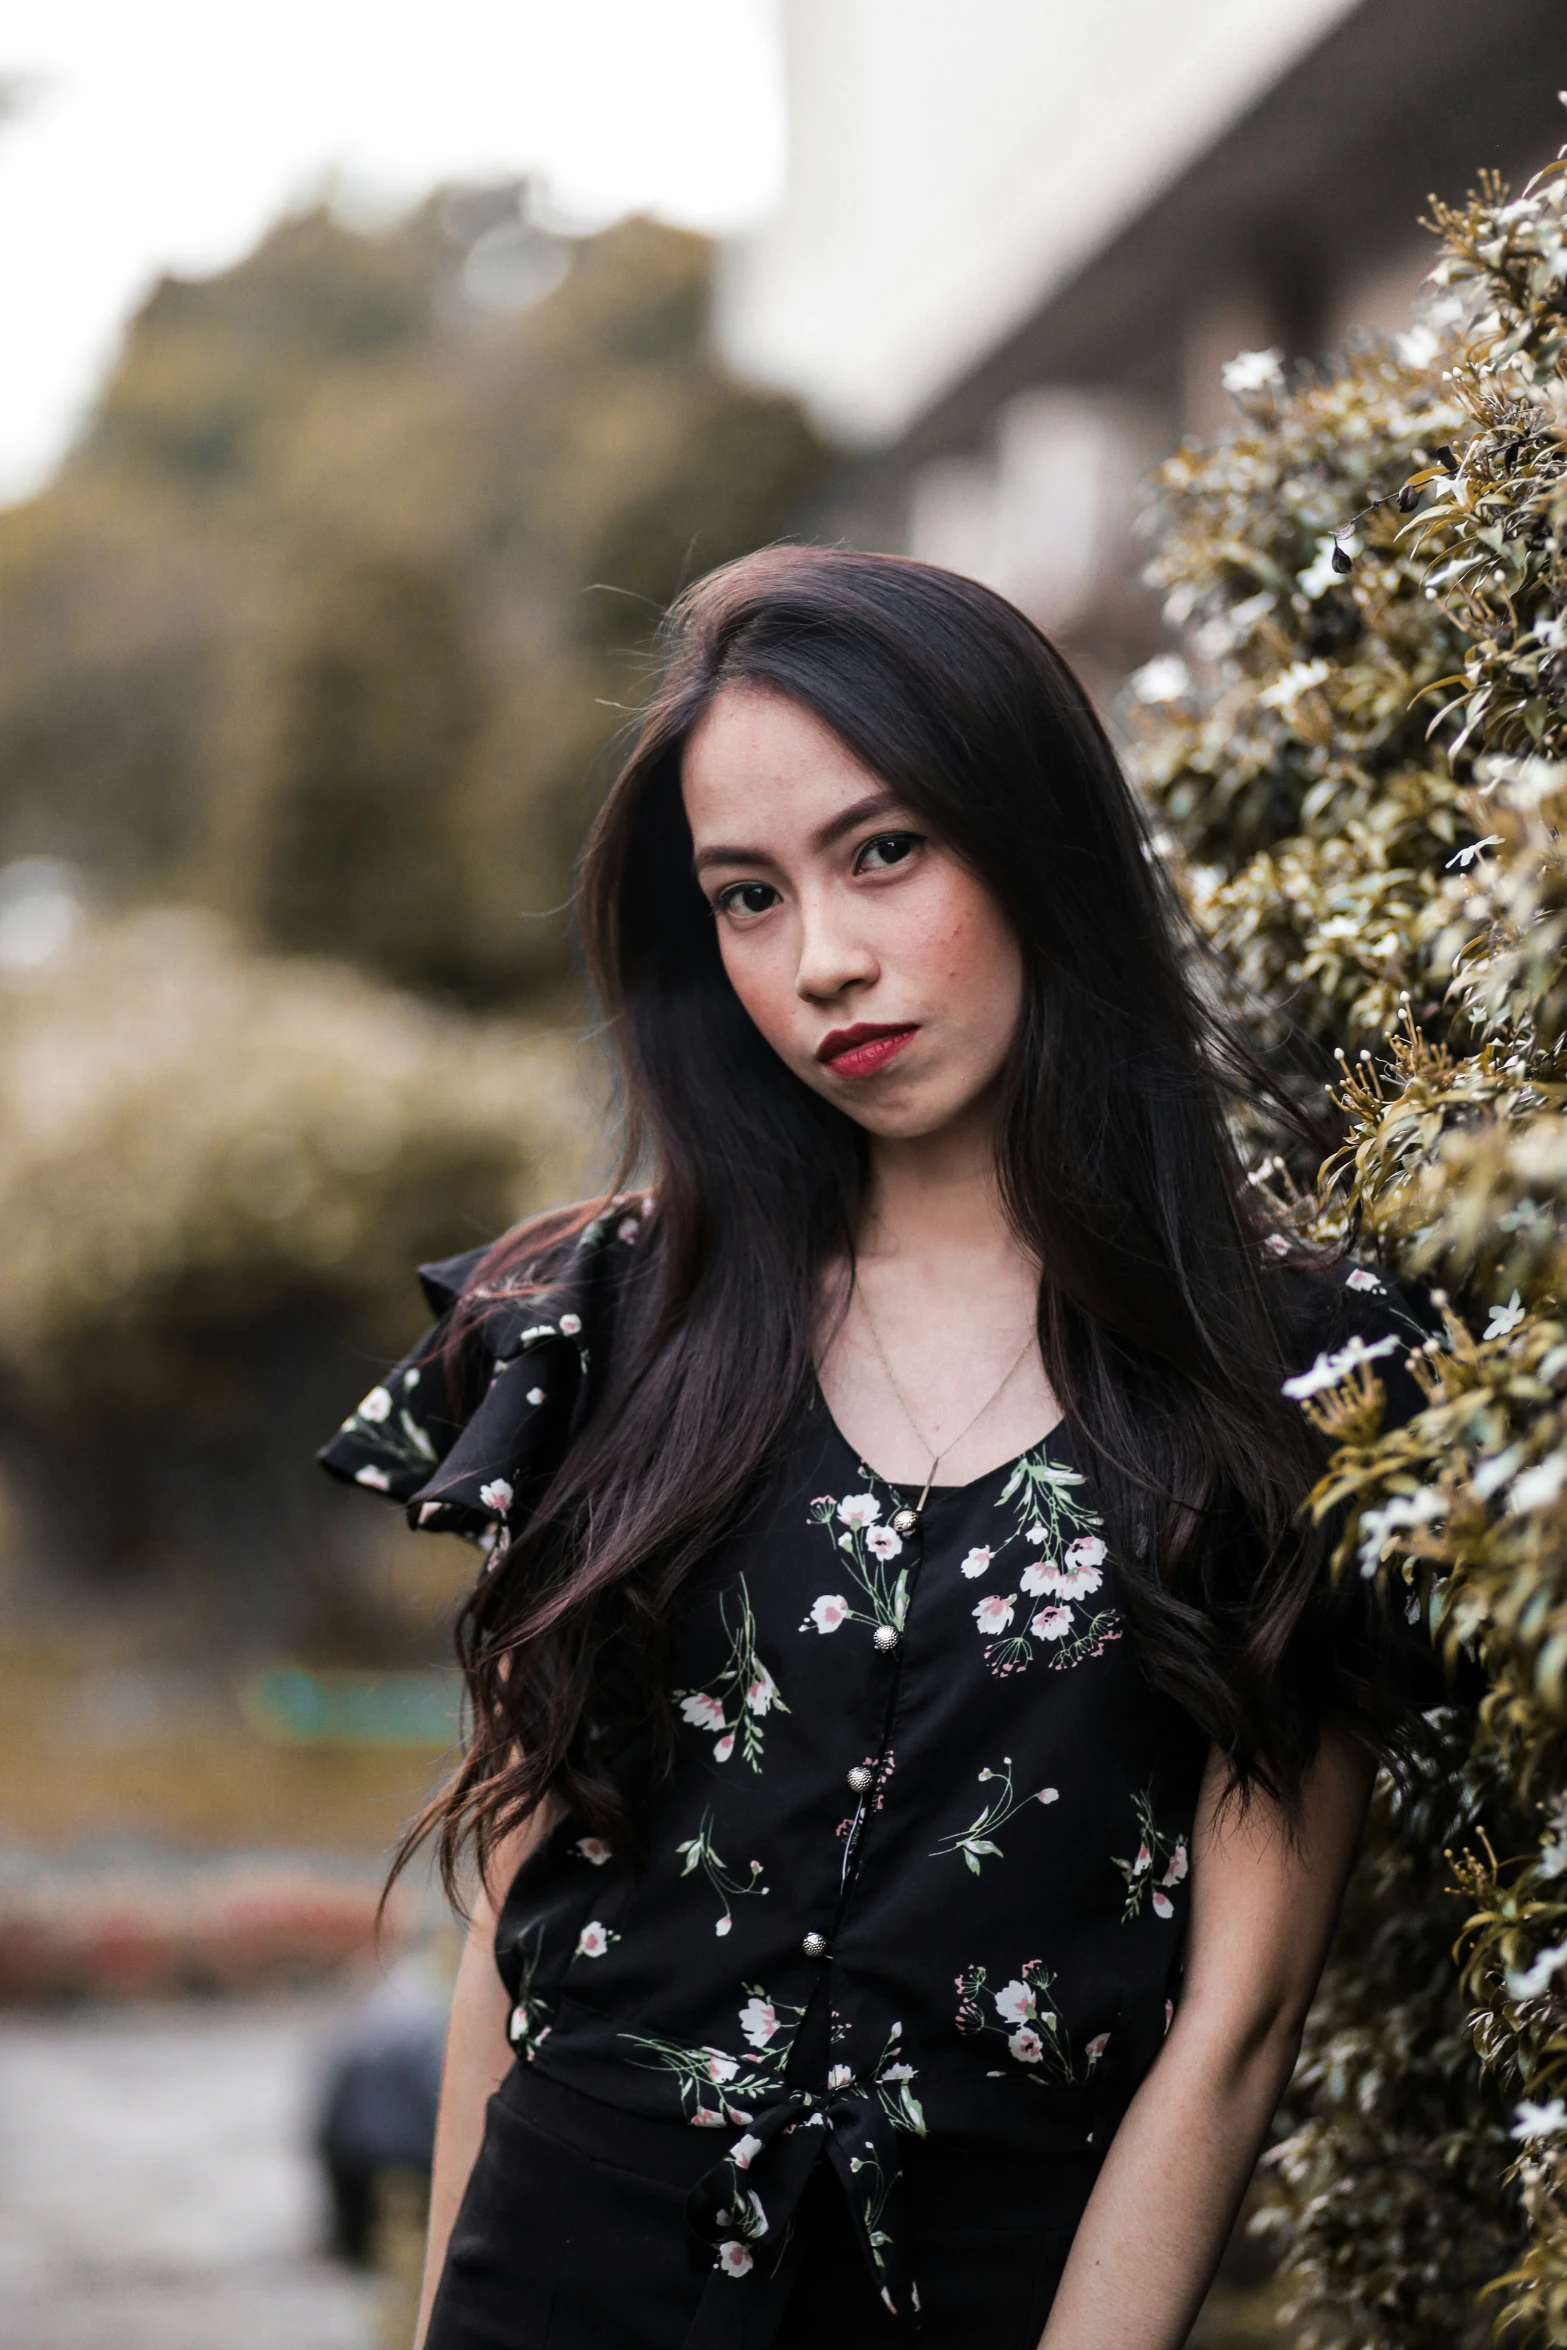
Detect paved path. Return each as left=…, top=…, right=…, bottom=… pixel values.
left=0, top=1999, right=380, bottom=2350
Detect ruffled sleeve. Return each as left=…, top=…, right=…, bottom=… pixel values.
left=318, top=1199, right=648, bottom=1549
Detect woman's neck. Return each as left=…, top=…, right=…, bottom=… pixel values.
left=858, top=1100, right=1020, bottom=1277
left=814, top=1104, right=1059, bottom=1488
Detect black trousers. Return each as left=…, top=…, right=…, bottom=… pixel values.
left=427, top=2066, right=1098, bottom=2350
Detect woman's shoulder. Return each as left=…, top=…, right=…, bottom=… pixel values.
left=317, top=1192, right=654, bottom=1531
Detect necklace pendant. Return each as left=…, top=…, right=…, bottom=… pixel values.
left=890, top=1506, right=920, bottom=1538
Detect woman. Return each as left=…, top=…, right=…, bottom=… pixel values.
left=323, top=546, right=1445, bottom=2349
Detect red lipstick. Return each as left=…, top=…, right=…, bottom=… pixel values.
left=816, top=1023, right=918, bottom=1079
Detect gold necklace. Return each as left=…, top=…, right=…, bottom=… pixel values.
left=855, top=1287, right=1035, bottom=1536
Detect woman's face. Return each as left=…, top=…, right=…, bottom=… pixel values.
left=680, top=684, right=1024, bottom=1144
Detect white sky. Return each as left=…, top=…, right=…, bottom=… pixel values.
left=0, top=0, right=786, bottom=504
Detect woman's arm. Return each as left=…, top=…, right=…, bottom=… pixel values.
left=414, top=1818, right=547, bottom=2350
left=1039, top=1727, right=1376, bottom=2350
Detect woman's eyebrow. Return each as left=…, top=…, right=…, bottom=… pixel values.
left=691, top=791, right=903, bottom=878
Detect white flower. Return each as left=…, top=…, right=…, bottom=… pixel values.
left=714, top=1733, right=736, bottom=1764
left=809, top=1594, right=849, bottom=1634
left=1129, top=654, right=1192, bottom=706
left=526, top=1387, right=546, bottom=1406
left=1446, top=835, right=1505, bottom=869
left=730, top=2132, right=764, bottom=2170
left=1345, top=1267, right=1384, bottom=1293
left=559, top=1313, right=582, bottom=1336
left=1258, top=657, right=1332, bottom=714
left=1152, top=1890, right=1174, bottom=1919
left=478, top=1478, right=514, bottom=1517
left=993, top=1978, right=1034, bottom=2025
left=827, top=2063, right=854, bottom=2091
left=880, top=2060, right=914, bottom=2082
left=739, top=1996, right=778, bottom=2048
left=1055, top=1565, right=1101, bottom=1600
left=1506, top=1941, right=1567, bottom=2000
left=1511, top=1455, right=1567, bottom=1513
left=574, top=1836, right=613, bottom=1867
left=1019, top=1560, right=1059, bottom=1596
left=1220, top=346, right=1284, bottom=397
left=836, top=1493, right=882, bottom=1529
left=1085, top=2031, right=1111, bottom=2067
left=1356, top=1487, right=1445, bottom=1575
left=1486, top=1291, right=1527, bottom=1340
left=1133, top=1843, right=1151, bottom=1876
left=745, top=1665, right=778, bottom=1716
left=356, top=1385, right=393, bottom=1423
left=1038, top=1787, right=1059, bottom=1805
left=704, top=2050, right=738, bottom=2083
left=865, top=1524, right=903, bottom=1561
left=575, top=1921, right=613, bottom=1958
left=354, top=1464, right=391, bottom=1491
left=972, top=1594, right=1016, bottom=1635
left=1512, top=2099, right=1567, bottom=2141
left=1066, top=1536, right=1106, bottom=1570
left=692, top=2108, right=728, bottom=2127
left=960, top=1546, right=993, bottom=1579
left=1029, top=1605, right=1073, bottom=1642
left=1007, top=2026, right=1044, bottom=2063
left=1281, top=1333, right=1398, bottom=1400
left=715, top=1915, right=732, bottom=1936
left=1161, top=1843, right=1189, bottom=1886
left=680, top=1692, right=726, bottom=1733
left=717, top=2241, right=754, bottom=2277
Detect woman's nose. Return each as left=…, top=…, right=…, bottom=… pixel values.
left=793, top=888, right=878, bottom=1003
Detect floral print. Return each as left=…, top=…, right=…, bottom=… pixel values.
left=930, top=1755, right=1059, bottom=1873
left=1113, top=1787, right=1189, bottom=1922
left=954, top=1956, right=1110, bottom=2089
left=620, top=1985, right=806, bottom=2127
left=949, top=1450, right=1126, bottom=1678
left=677, top=1810, right=770, bottom=1936
left=336, top=1362, right=437, bottom=1477
left=802, top=1489, right=909, bottom=1636
left=674, top=1579, right=788, bottom=1769
left=505, top=1921, right=554, bottom=2060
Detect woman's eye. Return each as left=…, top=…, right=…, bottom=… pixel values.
left=716, top=881, right=780, bottom=919
left=855, top=832, right=922, bottom=874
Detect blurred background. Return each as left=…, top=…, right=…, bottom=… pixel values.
left=0, top=3, right=1561, bottom=2344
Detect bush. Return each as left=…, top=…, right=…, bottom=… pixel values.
left=1131, top=128, right=1567, bottom=2346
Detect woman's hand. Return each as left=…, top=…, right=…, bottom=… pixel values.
left=413, top=1817, right=547, bottom=2350
left=1038, top=1727, right=1376, bottom=2350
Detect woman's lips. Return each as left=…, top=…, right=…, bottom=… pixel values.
left=816, top=1023, right=919, bottom=1079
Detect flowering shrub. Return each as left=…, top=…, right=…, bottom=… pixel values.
left=1131, top=126, right=1567, bottom=2348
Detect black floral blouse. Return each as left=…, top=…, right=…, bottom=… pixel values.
left=320, top=1203, right=1442, bottom=2332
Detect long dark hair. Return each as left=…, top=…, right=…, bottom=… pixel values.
left=405, top=544, right=1399, bottom=1898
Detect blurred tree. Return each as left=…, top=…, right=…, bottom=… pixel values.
left=0, top=195, right=831, bottom=995
left=0, top=907, right=594, bottom=1651
left=258, top=557, right=478, bottom=989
